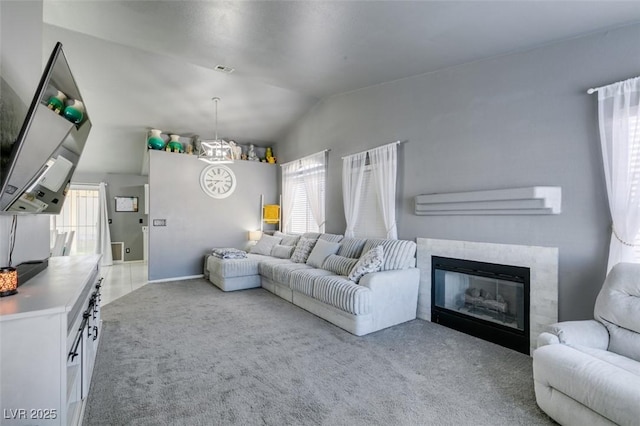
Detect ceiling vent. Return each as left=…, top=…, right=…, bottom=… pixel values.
left=214, top=65, right=235, bottom=74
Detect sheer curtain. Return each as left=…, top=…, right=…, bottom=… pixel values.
left=281, top=162, right=297, bottom=233
left=301, top=151, right=327, bottom=232
left=95, top=182, right=113, bottom=266
left=369, top=143, right=398, bottom=239
left=597, top=76, right=640, bottom=271
left=342, top=142, right=399, bottom=239
left=342, top=152, right=367, bottom=238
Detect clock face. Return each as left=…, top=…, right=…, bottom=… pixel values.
left=199, top=165, right=236, bottom=199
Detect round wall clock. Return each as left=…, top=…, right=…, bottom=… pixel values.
left=199, top=165, right=237, bottom=199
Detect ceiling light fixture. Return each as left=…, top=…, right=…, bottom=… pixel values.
left=198, top=97, right=233, bottom=164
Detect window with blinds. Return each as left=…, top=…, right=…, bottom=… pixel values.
left=50, top=187, right=99, bottom=255
left=353, top=167, right=387, bottom=238
left=284, top=162, right=325, bottom=234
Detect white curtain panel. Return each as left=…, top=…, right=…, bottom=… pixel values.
left=301, top=151, right=327, bottom=232
left=95, top=182, right=113, bottom=266
left=597, top=76, right=640, bottom=271
left=369, top=143, right=398, bottom=239
left=281, top=162, right=297, bottom=233
left=342, top=152, right=367, bottom=238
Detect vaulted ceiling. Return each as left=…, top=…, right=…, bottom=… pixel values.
left=42, top=1, right=640, bottom=175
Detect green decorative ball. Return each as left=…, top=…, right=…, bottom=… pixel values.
left=167, top=141, right=183, bottom=153
left=63, top=106, right=84, bottom=124
left=47, top=97, right=64, bottom=111
left=148, top=136, right=165, bottom=150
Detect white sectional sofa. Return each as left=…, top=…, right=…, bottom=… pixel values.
left=205, top=232, right=420, bottom=336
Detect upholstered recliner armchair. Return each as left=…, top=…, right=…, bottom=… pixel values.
left=533, top=262, right=640, bottom=426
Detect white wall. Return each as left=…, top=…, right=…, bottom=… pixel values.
left=278, top=23, right=640, bottom=321
left=0, top=1, right=50, bottom=267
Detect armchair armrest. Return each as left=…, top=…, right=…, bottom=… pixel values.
left=538, top=320, right=609, bottom=350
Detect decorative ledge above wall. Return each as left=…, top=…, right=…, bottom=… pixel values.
left=414, top=186, right=562, bottom=215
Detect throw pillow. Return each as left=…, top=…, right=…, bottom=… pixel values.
left=348, top=246, right=384, bottom=284
left=274, top=231, right=301, bottom=246
left=271, top=244, right=295, bottom=259
left=306, top=239, right=340, bottom=268
left=250, top=234, right=282, bottom=256
left=323, top=254, right=358, bottom=276
left=290, top=237, right=317, bottom=263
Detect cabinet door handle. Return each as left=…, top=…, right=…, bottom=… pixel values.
left=93, top=326, right=99, bottom=341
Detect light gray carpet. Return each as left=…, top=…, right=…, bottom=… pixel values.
left=84, top=279, right=554, bottom=425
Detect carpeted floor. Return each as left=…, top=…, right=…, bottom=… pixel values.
left=84, top=278, right=554, bottom=425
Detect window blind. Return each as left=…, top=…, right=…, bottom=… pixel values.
left=283, top=156, right=326, bottom=234
left=353, top=167, right=387, bottom=238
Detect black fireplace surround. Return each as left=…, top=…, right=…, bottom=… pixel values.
left=431, top=256, right=530, bottom=354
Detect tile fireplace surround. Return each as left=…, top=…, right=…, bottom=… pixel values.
left=417, top=238, right=558, bottom=354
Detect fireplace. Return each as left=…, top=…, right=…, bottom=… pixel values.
left=431, top=256, right=530, bottom=354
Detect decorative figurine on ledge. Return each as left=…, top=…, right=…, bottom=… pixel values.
left=229, top=141, right=242, bottom=160
left=266, top=147, right=276, bottom=164
left=247, top=143, right=259, bottom=161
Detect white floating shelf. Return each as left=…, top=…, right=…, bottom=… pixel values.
left=414, top=186, right=561, bottom=215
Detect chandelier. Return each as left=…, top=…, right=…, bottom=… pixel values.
left=198, top=97, right=233, bottom=164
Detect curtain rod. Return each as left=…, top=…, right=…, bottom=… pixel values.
left=280, top=149, right=331, bottom=167
left=587, top=76, right=640, bottom=94
left=341, top=140, right=406, bottom=159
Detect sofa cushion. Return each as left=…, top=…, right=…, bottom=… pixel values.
left=208, top=253, right=274, bottom=278
left=337, top=238, right=367, bottom=258
left=568, top=344, right=640, bottom=376
left=312, top=275, right=372, bottom=315
left=271, top=244, right=295, bottom=259
left=348, top=246, right=384, bottom=283
left=289, top=268, right=334, bottom=296
left=318, top=233, right=344, bottom=243
left=362, top=238, right=416, bottom=270
left=250, top=234, right=282, bottom=256
left=306, top=239, right=340, bottom=268
left=302, top=232, right=322, bottom=240
left=323, top=254, right=358, bottom=276
left=290, top=237, right=318, bottom=263
left=274, top=231, right=301, bottom=247
left=260, top=262, right=313, bottom=283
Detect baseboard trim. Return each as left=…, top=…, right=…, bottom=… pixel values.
left=148, top=274, right=204, bottom=283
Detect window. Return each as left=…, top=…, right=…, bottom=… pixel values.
left=353, top=166, right=387, bottom=238
left=342, top=143, right=398, bottom=239
left=289, top=177, right=321, bottom=234
left=50, top=186, right=99, bottom=255
left=282, top=151, right=326, bottom=234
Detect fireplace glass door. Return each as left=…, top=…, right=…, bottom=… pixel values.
left=431, top=256, right=530, bottom=354
left=434, top=269, right=525, bottom=331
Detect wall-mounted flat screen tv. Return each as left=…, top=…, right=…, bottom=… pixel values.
left=0, top=42, right=92, bottom=214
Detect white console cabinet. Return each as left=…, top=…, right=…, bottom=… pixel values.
left=0, top=255, right=103, bottom=426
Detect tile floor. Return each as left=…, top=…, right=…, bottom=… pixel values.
left=100, top=261, right=148, bottom=305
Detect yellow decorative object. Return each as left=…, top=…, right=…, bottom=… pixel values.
left=263, top=205, right=280, bottom=224
left=266, top=147, right=276, bottom=164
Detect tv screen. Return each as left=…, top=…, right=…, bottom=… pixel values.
left=0, top=42, right=91, bottom=214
